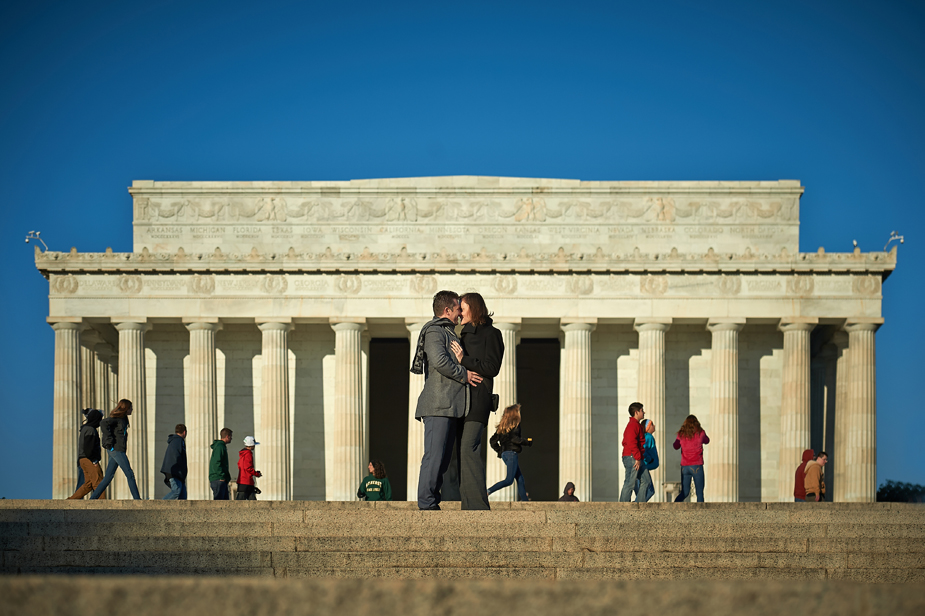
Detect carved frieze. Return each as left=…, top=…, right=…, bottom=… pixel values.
left=118, top=275, right=143, bottom=295
left=410, top=274, right=437, bottom=295
left=640, top=275, right=669, bottom=296
left=50, top=274, right=78, bottom=294
left=787, top=276, right=815, bottom=296
left=189, top=275, right=215, bottom=295
left=337, top=275, right=362, bottom=295
left=493, top=276, right=518, bottom=295
left=567, top=276, right=594, bottom=295
left=853, top=276, right=880, bottom=296
left=716, top=276, right=741, bottom=296
left=262, top=275, right=288, bottom=294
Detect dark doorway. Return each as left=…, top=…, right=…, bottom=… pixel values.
left=516, top=339, right=561, bottom=501
left=369, top=338, right=410, bottom=501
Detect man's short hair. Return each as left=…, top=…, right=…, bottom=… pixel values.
left=175, top=423, right=187, bottom=434
left=628, top=402, right=644, bottom=417
left=816, top=451, right=828, bottom=459
left=220, top=427, right=233, bottom=439
left=432, top=290, right=460, bottom=317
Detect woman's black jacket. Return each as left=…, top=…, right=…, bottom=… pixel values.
left=489, top=425, right=532, bottom=456
left=459, top=317, right=504, bottom=425
left=100, top=416, right=129, bottom=453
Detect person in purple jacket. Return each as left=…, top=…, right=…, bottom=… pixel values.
left=673, top=414, right=710, bottom=502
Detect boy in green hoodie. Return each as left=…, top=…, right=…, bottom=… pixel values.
left=209, top=428, right=233, bottom=500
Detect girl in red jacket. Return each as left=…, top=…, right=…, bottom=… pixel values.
left=673, top=415, right=710, bottom=502
left=235, top=436, right=262, bottom=500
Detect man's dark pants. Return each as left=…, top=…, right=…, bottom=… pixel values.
left=211, top=480, right=230, bottom=500
left=417, top=416, right=458, bottom=510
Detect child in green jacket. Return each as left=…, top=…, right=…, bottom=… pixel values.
left=358, top=460, right=392, bottom=501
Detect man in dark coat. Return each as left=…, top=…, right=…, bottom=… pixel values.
left=160, top=423, right=188, bottom=500
left=68, top=409, right=106, bottom=499
left=559, top=482, right=579, bottom=502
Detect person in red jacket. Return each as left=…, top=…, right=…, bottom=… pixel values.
left=793, top=449, right=814, bottom=502
left=235, top=436, right=262, bottom=500
left=619, top=402, right=650, bottom=502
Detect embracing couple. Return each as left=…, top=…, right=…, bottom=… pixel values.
left=411, top=290, right=504, bottom=511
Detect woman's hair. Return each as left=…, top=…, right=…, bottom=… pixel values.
left=495, top=403, right=522, bottom=435
left=460, top=292, right=492, bottom=326
left=110, top=399, right=132, bottom=418
left=370, top=459, right=387, bottom=479
left=677, top=414, right=702, bottom=439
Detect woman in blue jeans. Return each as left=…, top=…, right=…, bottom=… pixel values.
left=487, top=404, right=533, bottom=501
left=90, top=399, right=142, bottom=500
left=672, top=414, right=710, bottom=502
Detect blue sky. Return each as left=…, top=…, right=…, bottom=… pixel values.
left=2, top=1, right=922, bottom=499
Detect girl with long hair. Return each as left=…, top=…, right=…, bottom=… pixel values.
left=672, top=414, right=710, bottom=502
left=486, top=403, right=532, bottom=501
left=358, top=459, right=392, bottom=501
left=89, top=399, right=142, bottom=500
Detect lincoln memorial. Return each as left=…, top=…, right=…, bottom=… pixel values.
left=36, top=177, right=895, bottom=503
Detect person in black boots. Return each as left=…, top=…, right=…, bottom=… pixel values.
left=448, top=292, right=504, bottom=510
left=68, top=409, right=106, bottom=500
left=487, top=403, right=532, bottom=501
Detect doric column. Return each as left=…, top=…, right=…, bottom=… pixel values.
left=810, top=356, right=827, bottom=455
left=707, top=318, right=745, bottom=502
left=634, top=318, right=671, bottom=502
left=80, top=333, right=97, bottom=411
left=93, top=343, right=113, bottom=414
left=830, top=331, right=849, bottom=502
left=777, top=318, right=817, bottom=502
left=488, top=321, right=520, bottom=502
left=406, top=320, right=427, bottom=500
left=844, top=318, right=882, bottom=502
left=560, top=319, right=596, bottom=502
left=330, top=319, right=366, bottom=501
left=114, top=319, right=150, bottom=499
left=50, top=319, right=82, bottom=499
left=184, top=319, right=221, bottom=500
left=258, top=320, right=292, bottom=501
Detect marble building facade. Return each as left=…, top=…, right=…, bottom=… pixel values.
left=37, top=177, right=894, bottom=502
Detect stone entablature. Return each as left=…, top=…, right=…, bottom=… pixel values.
left=130, top=178, right=803, bottom=256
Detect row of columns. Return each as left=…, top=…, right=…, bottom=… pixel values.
left=50, top=316, right=881, bottom=502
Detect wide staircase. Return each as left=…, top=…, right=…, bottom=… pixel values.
left=1, top=500, right=923, bottom=581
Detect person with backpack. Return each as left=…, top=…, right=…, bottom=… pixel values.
left=67, top=409, right=106, bottom=499
left=634, top=418, right=659, bottom=502
left=90, top=399, right=142, bottom=500
left=487, top=403, right=532, bottom=501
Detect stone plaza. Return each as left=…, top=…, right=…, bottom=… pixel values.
left=36, top=177, right=895, bottom=503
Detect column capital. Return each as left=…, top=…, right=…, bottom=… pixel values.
left=494, top=320, right=522, bottom=332
left=80, top=327, right=105, bottom=347
left=49, top=319, right=82, bottom=331
left=561, top=318, right=596, bottom=333
left=257, top=320, right=293, bottom=332
left=330, top=318, right=365, bottom=332
left=707, top=318, right=746, bottom=333
left=778, top=317, right=818, bottom=333
left=113, top=319, right=150, bottom=332
left=634, top=317, right=672, bottom=333
left=184, top=319, right=223, bottom=332
left=844, top=317, right=884, bottom=333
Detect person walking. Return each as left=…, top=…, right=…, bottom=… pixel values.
left=634, top=418, right=659, bottom=502
left=803, top=451, right=828, bottom=502
left=447, top=291, right=503, bottom=511
left=559, top=482, right=579, bottom=502
left=209, top=428, right=233, bottom=500
left=358, top=459, right=392, bottom=501
left=412, top=290, right=482, bottom=511
left=487, top=403, right=532, bottom=501
left=90, top=399, right=142, bottom=500
left=619, top=402, right=651, bottom=502
left=160, top=424, right=188, bottom=500
left=67, top=409, right=106, bottom=500
left=673, top=414, right=710, bottom=502
left=235, top=436, right=262, bottom=500
left=793, top=448, right=814, bottom=502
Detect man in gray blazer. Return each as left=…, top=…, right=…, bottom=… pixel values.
left=411, top=290, right=482, bottom=510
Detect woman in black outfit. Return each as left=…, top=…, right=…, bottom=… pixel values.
left=487, top=403, right=532, bottom=501
left=449, top=291, right=504, bottom=510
